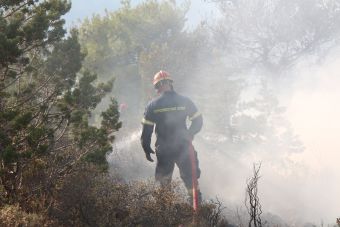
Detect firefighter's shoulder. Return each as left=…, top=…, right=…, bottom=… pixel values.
left=145, top=96, right=162, bottom=113
left=147, top=95, right=161, bottom=107
left=174, top=93, right=195, bottom=106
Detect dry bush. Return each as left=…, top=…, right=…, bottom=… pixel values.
left=52, top=165, right=232, bottom=227
left=198, top=198, right=235, bottom=227
left=51, top=164, right=114, bottom=226
left=54, top=171, right=191, bottom=226
left=0, top=204, right=53, bottom=226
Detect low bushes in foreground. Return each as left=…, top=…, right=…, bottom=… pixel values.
left=51, top=165, right=232, bottom=227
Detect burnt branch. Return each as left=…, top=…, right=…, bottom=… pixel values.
left=245, top=162, right=262, bottom=227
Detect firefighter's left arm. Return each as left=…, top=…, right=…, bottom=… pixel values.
left=188, top=114, right=203, bottom=137
left=187, top=99, right=203, bottom=138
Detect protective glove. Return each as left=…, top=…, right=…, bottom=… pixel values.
left=145, top=149, right=155, bottom=162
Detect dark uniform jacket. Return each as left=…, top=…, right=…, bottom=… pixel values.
left=141, top=90, right=203, bottom=154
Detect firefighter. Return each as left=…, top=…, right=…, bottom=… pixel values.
left=140, top=70, right=203, bottom=203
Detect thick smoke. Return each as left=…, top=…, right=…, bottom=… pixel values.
left=281, top=50, right=340, bottom=224
left=188, top=49, right=340, bottom=225
left=102, top=1, right=340, bottom=226
left=108, top=60, right=340, bottom=225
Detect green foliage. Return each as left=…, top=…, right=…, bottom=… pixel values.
left=0, top=0, right=121, bottom=218
left=2, top=146, right=18, bottom=164
left=45, top=29, right=85, bottom=89
left=0, top=0, right=70, bottom=67
left=101, top=98, right=122, bottom=141
left=73, top=98, right=122, bottom=168
left=11, top=111, right=32, bottom=130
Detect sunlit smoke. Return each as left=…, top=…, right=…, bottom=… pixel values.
left=194, top=50, right=340, bottom=225
left=281, top=51, right=340, bottom=224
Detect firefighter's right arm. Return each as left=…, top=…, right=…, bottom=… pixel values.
left=141, top=123, right=154, bottom=153
left=141, top=104, right=155, bottom=162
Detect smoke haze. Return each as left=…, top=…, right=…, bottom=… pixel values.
left=108, top=52, right=340, bottom=225
left=283, top=51, right=340, bottom=224
left=89, top=1, right=340, bottom=225
left=195, top=49, right=340, bottom=225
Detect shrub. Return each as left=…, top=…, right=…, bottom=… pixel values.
left=0, top=204, right=53, bottom=226
left=52, top=165, right=231, bottom=226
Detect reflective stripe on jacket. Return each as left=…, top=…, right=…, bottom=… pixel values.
left=141, top=90, right=203, bottom=153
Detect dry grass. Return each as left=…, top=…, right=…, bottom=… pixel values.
left=0, top=204, right=53, bottom=227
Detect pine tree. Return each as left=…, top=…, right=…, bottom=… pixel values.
left=0, top=0, right=121, bottom=209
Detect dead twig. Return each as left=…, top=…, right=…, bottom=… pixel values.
left=245, top=162, right=262, bottom=227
